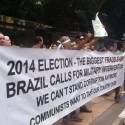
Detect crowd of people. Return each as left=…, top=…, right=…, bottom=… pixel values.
left=48, top=33, right=125, bottom=125
left=0, top=31, right=125, bottom=125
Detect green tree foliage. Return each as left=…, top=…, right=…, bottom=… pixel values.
left=100, top=0, right=125, bottom=38
left=0, top=0, right=107, bottom=31
left=43, top=0, right=107, bottom=31
left=0, top=0, right=45, bottom=20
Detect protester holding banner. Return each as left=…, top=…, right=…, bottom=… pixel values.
left=33, top=36, right=45, bottom=48
left=56, top=36, right=72, bottom=50
left=0, top=30, right=125, bottom=125
left=56, top=36, right=83, bottom=125
left=117, top=43, right=125, bottom=94
left=105, top=40, right=121, bottom=102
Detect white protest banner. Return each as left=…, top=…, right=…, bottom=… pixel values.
left=0, top=47, right=124, bottom=125
left=92, top=12, right=108, bottom=37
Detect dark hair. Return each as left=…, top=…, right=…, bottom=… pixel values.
left=117, top=42, right=123, bottom=50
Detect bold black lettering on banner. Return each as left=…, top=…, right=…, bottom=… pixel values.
left=3, top=52, right=124, bottom=125
left=7, top=60, right=36, bottom=76
left=38, top=59, right=44, bottom=71
left=7, top=60, right=23, bottom=75
left=29, top=60, right=35, bottom=72
left=84, top=76, right=104, bottom=87
left=86, top=87, right=100, bottom=97
left=51, top=89, right=64, bottom=101
left=105, top=56, right=124, bottom=63
left=15, top=60, right=22, bottom=74
left=81, top=93, right=87, bottom=99
left=87, top=57, right=104, bottom=65
left=54, top=58, right=60, bottom=69
left=84, top=66, right=102, bottom=76
left=30, top=101, right=69, bottom=125
left=17, top=81, right=26, bottom=95
left=6, top=82, right=16, bottom=98
left=72, top=70, right=84, bottom=79
left=6, top=77, right=47, bottom=98
left=49, top=59, right=54, bottom=70
left=50, top=72, right=72, bottom=86
left=36, top=93, right=49, bottom=107
left=23, top=60, right=28, bottom=73
left=70, top=95, right=80, bottom=106
left=38, top=58, right=73, bottom=71
left=102, top=64, right=123, bottom=72
left=7, top=61, right=15, bottom=76
left=50, top=87, right=68, bottom=101
left=76, top=57, right=86, bottom=66
left=105, top=73, right=117, bottom=80
left=69, top=81, right=84, bottom=94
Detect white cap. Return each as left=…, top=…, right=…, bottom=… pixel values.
left=80, top=36, right=84, bottom=39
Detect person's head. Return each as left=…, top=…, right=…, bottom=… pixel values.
left=75, top=35, right=86, bottom=50
left=50, top=44, right=57, bottom=49
left=4, top=36, right=11, bottom=46
left=59, top=36, right=70, bottom=43
left=90, top=45, right=96, bottom=51
left=107, top=46, right=114, bottom=51
left=76, top=33, right=85, bottom=40
left=34, top=36, right=44, bottom=48
left=85, top=33, right=94, bottom=41
left=0, top=33, right=4, bottom=41
left=0, top=33, right=11, bottom=46
left=63, top=41, right=72, bottom=49
left=106, top=44, right=117, bottom=52
left=70, top=42, right=79, bottom=50
left=104, top=38, right=116, bottom=52
left=122, top=44, right=125, bottom=51
left=117, top=42, right=125, bottom=52
left=57, top=36, right=72, bottom=49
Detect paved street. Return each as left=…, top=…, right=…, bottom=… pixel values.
left=70, top=93, right=125, bottom=125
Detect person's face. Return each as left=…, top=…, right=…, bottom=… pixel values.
left=52, top=44, right=57, bottom=49
left=122, top=44, right=125, bottom=51
left=0, top=34, right=4, bottom=41
left=0, top=34, right=5, bottom=46
left=109, top=46, right=116, bottom=52
left=91, top=46, right=95, bottom=51
left=63, top=42, right=72, bottom=49
left=38, top=40, right=43, bottom=47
